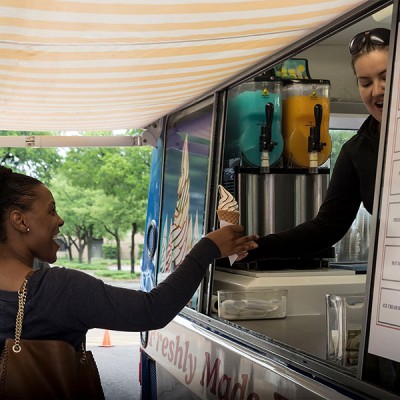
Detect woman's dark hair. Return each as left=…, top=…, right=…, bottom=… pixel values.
left=0, top=166, right=43, bottom=242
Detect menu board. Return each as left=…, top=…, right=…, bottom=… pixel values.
left=367, top=16, right=400, bottom=362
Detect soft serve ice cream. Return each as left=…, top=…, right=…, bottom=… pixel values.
left=217, top=185, right=240, bottom=226
left=217, top=185, right=240, bottom=265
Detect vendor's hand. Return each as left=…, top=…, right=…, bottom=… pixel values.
left=236, top=250, right=250, bottom=262
left=206, top=225, right=258, bottom=258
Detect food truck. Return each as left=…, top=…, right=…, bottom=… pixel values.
left=139, top=0, right=400, bottom=398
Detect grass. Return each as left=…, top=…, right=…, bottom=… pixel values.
left=56, top=258, right=110, bottom=270
left=95, top=270, right=140, bottom=280
left=56, top=257, right=141, bottom=280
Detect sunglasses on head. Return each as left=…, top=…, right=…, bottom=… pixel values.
left=349, top=28, right=390, bottom=55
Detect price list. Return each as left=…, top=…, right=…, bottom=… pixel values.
left=369, top=22, right=400, bottom=362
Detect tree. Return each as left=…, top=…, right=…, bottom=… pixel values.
left=92, top=147, right=151, bottom=270
left=50, top=177, right=105, bottom=263
left=62, top=143, right=151, bottom=270
left=96, top=194, right=129, bottom=270
left=0, top=131, right=62, bottom=184
left=330, top=130, right=355, bottom=167
left=1, top=129, right=151, bottom=269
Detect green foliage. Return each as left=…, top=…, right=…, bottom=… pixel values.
left=0, top=131, right=62, bottom=184
left=94, top=270, right=140, bottom=280
left=138, top=244, right=144, bottom=260
left=58, top=143, right=151, bottom=267
left=56, top=257, right=110, bottom=270
left=329, top=130, right=356, bottom=167
left=56, top=257, right=140, bottom=280
left=103, top=244, right=117, bottom=259
left=1, top=130, right=151, bottom=265
left=61, top=145, right=151, bottom=236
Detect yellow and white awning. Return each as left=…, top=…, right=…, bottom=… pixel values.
left=0, top=0, right=365, bottom=131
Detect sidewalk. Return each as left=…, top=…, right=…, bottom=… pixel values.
left=87, top=328, right=141, bottom=346
left=86, top=277, right=143, bottom=399
left=88, top=338, right=141, bottom=400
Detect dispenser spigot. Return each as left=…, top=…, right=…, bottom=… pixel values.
left=260, top=102, right=276, bottom=173
left=308, top=104, right=326, bottom=173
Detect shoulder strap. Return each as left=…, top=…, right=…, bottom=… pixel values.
left=12, top=270, right=35, bottom=353
left=11, top=270, right=87, bottom=358
left=12, top=277, right=28, bottom=353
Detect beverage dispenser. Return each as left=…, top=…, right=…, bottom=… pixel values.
left=282, top=79, right=332, bottom=171
left=223, top=73, right=333, bottom=269
left=237, top=167, right=329, bottom=236
left=225, top=76, right=283, bottom=170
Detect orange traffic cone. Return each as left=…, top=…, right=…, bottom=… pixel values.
left=99, top=329, right=114, bottom=347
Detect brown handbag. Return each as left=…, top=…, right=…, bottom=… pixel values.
left=0, top=275, right=105, bottom=400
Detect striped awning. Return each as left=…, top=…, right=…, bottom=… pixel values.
left=0, top=0, right=365, bottom=132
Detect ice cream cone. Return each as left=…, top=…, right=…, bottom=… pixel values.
left=217, top=209, right=240, bottom=225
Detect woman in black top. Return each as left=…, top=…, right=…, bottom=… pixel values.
left=0, top=167, right=258, bottom=352
left=246, top=28, right=390, bottom=261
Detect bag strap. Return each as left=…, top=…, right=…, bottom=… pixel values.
left=12, top=276, right=29, bottom=353
left=80, top=343, right=88, bottom=364
left=12, top=270, right=87, bottom=360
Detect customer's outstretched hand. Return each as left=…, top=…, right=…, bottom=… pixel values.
left=206, top=225, right=258, bottom=260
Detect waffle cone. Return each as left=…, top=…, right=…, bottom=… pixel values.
left=217, top=210, right=240, bottom=225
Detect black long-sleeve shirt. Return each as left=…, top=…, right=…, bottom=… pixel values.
left=0, top=237, right=219, bottom=351
left=246, top=115, right=380, bottom=260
